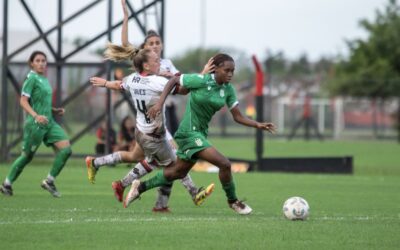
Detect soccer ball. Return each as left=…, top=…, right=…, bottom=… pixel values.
left=282, top=196, right=310, bottom=220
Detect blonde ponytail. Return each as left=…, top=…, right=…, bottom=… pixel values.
left=104, top=43, right=139, bottom=62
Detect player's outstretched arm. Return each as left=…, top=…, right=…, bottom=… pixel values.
left=230, top=105, right=276, bottom=134
left=121, top=0, right=132, bottom=47
left=90, top=76, right=122, bottom=90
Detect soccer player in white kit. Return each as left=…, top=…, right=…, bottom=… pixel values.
left=88, top=45, right=214, bottom=210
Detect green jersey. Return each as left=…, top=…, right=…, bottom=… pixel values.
left=21, top=70, right=53, bottom=123
left=177, top=73, right=238, bottom=136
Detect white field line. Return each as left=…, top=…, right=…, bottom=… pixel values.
left=0, top=213, right=399, bottom=225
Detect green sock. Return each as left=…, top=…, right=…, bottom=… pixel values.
left=49, top=147, right=72, bottom=178
left=142, top=171, right=171, bottom=192
left=7, top=153, right=33, bottom=183
left=222, top=180, right=238, bottom=202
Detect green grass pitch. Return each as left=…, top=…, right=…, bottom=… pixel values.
left=1, top=139, right=399, bottom=249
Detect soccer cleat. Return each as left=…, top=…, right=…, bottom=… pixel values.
left=0, top=183, right=13, bottom=196
left=152, top=207, right=171, bottom=213
left=228, top=200, right=252, bottom=215
left=85, top=156, right=97, bottom=184
left=193, top=183, right=215, bottom=206
left=112, top=180, right=125, bottom=202
left=41, top=179, right=61, bottom=198
left=123, top=179, right=141, bottom=208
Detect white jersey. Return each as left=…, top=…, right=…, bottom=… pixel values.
left=121, top=72, right=169, bottom=137
left=160, top=58, right=178, bottom=75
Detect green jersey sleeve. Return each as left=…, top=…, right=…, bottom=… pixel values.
left=180, top=74, right=208, bottom=90
left=225, top=84, right=239, bottom=109
left=21, top=73, right=36, bottom=98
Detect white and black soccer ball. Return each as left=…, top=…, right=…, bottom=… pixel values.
left=283, top=196, right=310, bottom=220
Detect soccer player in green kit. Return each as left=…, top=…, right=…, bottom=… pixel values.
left=124, top=53, right=276, bottom=215
left=0, top=51, right=72, bottom=197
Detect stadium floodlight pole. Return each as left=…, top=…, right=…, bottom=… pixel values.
left=1, top=0, right=9, bottom=162
left=251, top=55, right=264, bottom=172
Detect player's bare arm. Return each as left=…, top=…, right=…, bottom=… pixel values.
left=121, top=0, right=132, bottom=47
left=20, top=95, right=48, bottom=125
left=90, top=76, right=122, bottom=90
left=230, top=106, right=276, bottom=134
left=147, top=76, right=182, bottom=118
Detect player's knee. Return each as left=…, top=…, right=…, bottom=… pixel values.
left=218, top=160, right=231, bottom=172
left=20, top=151, right=34, bottom=164
left=59, top=147, right=72, bottom=160
left=174, top=168, right=188, bottom=179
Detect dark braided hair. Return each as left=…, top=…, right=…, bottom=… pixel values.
left=211, top=53, right=234, bottom=73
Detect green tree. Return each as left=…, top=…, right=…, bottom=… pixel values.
left=328, top=0, right=400, bottom=141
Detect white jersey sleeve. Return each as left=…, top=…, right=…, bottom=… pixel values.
left=160, top=58, right=179, bottom=75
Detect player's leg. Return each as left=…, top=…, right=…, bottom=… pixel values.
left=41, top=124, right=71, bottom=197
left=112, top=159, right=154, bottom=202
left=169, top=132, right=215, bottom=205
left=196, top=147, right=252, bottom=215
left=152, top=137, right=178, bottom=212
left=86, top=143, right=145, bottom=184
left=1, top=123, right=44, bottom=196
left=152, top=182, right=173, bottom=212
left=124, top=132, right=214, bottom=209
left=164, top=134, right=209, bottom=205
left=124, top=158, right=194, bottom=208
left=150, top=136, right=210, bottom=211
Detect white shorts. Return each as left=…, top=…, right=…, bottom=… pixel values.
left=135, top=129, right=176, bottom=167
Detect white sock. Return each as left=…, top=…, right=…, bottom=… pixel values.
left=121, top=161, right=154, bottom=187
left=154, top=185, right=172, bottom=209
left=180, top=174, right=198, bottom=198
left=4, top=178, right=11, bottom=186
left=46, top=175, right=55, bottom=183
left=93, top=152, right=122, bottom=168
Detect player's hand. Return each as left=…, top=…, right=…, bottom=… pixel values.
left=90, top=77, right=107, bottom=87
left=201, top=57, right=215, bottom=74
left=53, top=108, right=65, bottom=116
left=121, top=0, right=128, bottom=19
left=147, top=103, right=162, bottom=119
left=257, top=122, right=277, bottom=134
left=34, top=115, right=49, bottom=125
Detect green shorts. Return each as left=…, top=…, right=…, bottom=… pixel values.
left=174, top=130, right=211, bottom=163
left=22, top=119, right=69, bottom=154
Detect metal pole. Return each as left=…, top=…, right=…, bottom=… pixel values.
left=251, top=55, right=264, bottom=171
left=160, top=0, right=165, bottom=58
left=1, top=0, right=9, bottom=162
left=56, top=0, right=63, bottom=124
left=105, top=0, right=113, bottom=154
